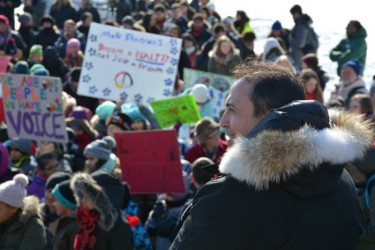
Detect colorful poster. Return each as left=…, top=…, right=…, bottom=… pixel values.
left=183, top=68, right=236, bottom=122
left=0, top=56, right=11, bottom=74
left=1, top=74, right=67, bottom=142
left=78, top=23, right=182, bottom=103
left=115, top=130, right=185, bottom=194
left=150, top=95, right=201, bottom=128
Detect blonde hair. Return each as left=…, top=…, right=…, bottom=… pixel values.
left=213, top=35, right=236, bottom=57
left=275, top=55, right=296, bottom=74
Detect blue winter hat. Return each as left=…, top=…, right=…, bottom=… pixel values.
left=127, top=109, right=146, bottom=122
left=272, top=20, right=282, bottom=31
left=7, top=138, right=32, bottom=155
left=342, top=60, right=362, bottom=75
left=52, top=179, right=77, bottom=209
left=96, top=101, right=116, bottom=121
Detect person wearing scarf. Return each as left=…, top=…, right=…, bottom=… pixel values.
left=71, top=171, right=133, bottom=250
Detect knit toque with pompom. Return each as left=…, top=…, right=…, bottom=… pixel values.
left=0, top=173, right=29, bottom=208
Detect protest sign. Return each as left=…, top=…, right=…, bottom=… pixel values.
left=1, top=74, right=67, bottom=142
left=78, top=23, right=182, bottom=103
left=0, top=56, right=11, bottom=74
left=183, top=68, right=236, bottom=121
left=115, top=130, right=185, bottom=194
left=150, top=95, right=201, bottom=128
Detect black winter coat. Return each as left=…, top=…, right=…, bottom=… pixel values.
left=171, top=101, right=369, bottom=250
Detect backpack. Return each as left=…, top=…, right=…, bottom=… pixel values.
left=303, top=26, right=319, bottom=53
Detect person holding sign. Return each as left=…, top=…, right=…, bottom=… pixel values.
left=184, top=117, right=227, bottom=164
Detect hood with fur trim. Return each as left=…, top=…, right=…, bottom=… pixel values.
left=20, top=196, right=42, bottom=223
left=71, top=173, right=117, bottom=231
left=219, top=101, right=373, bottom=191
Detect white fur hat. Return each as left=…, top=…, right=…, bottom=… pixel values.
left=0, top=174, right=29, bottom=208
left=190, top=84, right=210, bottom=104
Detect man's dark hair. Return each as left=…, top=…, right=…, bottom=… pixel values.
left=192, top=157, right=215, bottom=186
left=213, top=23, right=226, bottom=34
left=233, top=60, right=306, bottom=117
left=349, top=20, right=362, bottom=31
left=290, top=4, right=302, bottom=15
left=243, top=31, right=256, bottom=42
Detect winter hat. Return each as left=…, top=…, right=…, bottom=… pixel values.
left=342, top=60, right=362, bottom=76
left=0, top=174, right=29, bottom=208
left=41, top=15, right=55, bottom=26
left=71, top=172, right=120, bottom=231
left=121, top=15, right=134, bottom=27
left=91, top=171, right=129, bottom=210
left=52, top=179, right=77, bottom=209
left=68, top=106, right=91, bottom=121
left=84, top=136, right=116, bottom=161
left=271, top=20, right=282, bottom=31
left=168, top=170, right=191, bottom=201
left=28, top=44, right=43, bottom=61
left=106, top=113, right=132, bottom=131
left=29, top=63, right=50, bottom=76
left=95, top=101, right=116, bottom=121
left=46, top=171, right=72, bottom=190
left=5, top=37, right=17, bottom=55
left=0, top=143, right=9, bottom=177
left=190, top=83, right=210, bottom=104
left=8, top=138, right=32, bottom=155
left=263, top=37, right=284, bottom=56
left=0, top=15, right=9, bottom=25
left=18, top=12, right=32, bottom=26
left=12, top=60, right=29, bottom=74
left=195, top=117, right=220, bottom=144
left=223, top=16, right=234, bottom=25
left=67, top=38, right=81, bottom=51
left=302, top=53, right=319, bottom=69
left=127, top=109, right=146, bottom=122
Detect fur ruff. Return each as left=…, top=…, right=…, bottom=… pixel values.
left=20, top=196, right=41, bottom=223
left=219, top=109, right=373, bottom=190
left=71, top=173, right=117, bottom=231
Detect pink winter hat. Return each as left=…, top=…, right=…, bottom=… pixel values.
left=67, top=38, right=81, bottom=50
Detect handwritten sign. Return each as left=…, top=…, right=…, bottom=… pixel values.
left=183, top=68, right=236, bottom=122
left=150, top=95, right=201, bottom=128
left=78, top=23, right=182, bottom=103
left=0, top=56, right=11, bottom=74
left=1, top=74, right=67, bottom=142
left=115, top=130, right=185, bottom=194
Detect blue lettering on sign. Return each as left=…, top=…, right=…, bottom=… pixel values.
left=124, top=33, right=163, bottom=46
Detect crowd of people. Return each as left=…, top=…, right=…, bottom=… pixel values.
left=1, top=0, right=375, bottom=249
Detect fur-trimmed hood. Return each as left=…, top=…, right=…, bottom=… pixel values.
left=20, top=196, right=42, bottom=223
left=71, top=172, right=118, bottom=231
left=219, top=101, right=373, bottom=191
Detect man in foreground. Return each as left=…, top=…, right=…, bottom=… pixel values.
left=171, top=61, right=370, bottom=249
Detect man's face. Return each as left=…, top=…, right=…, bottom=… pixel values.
left=41, top=159, right=59, bottom=178
left=346, top=22, right=357, bottom=36
left=64, top=23, right=75, bottom=36
left=220, top=79, right=265, bottom=146
left=341, top=66, right=358, bottom=85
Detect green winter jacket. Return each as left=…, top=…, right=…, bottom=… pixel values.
left=0, top=196, right=46, bottom=250
left=329, top=26, right=367, bottom=76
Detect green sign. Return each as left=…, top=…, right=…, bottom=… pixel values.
left=151, top=95, right=201, bottom=128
